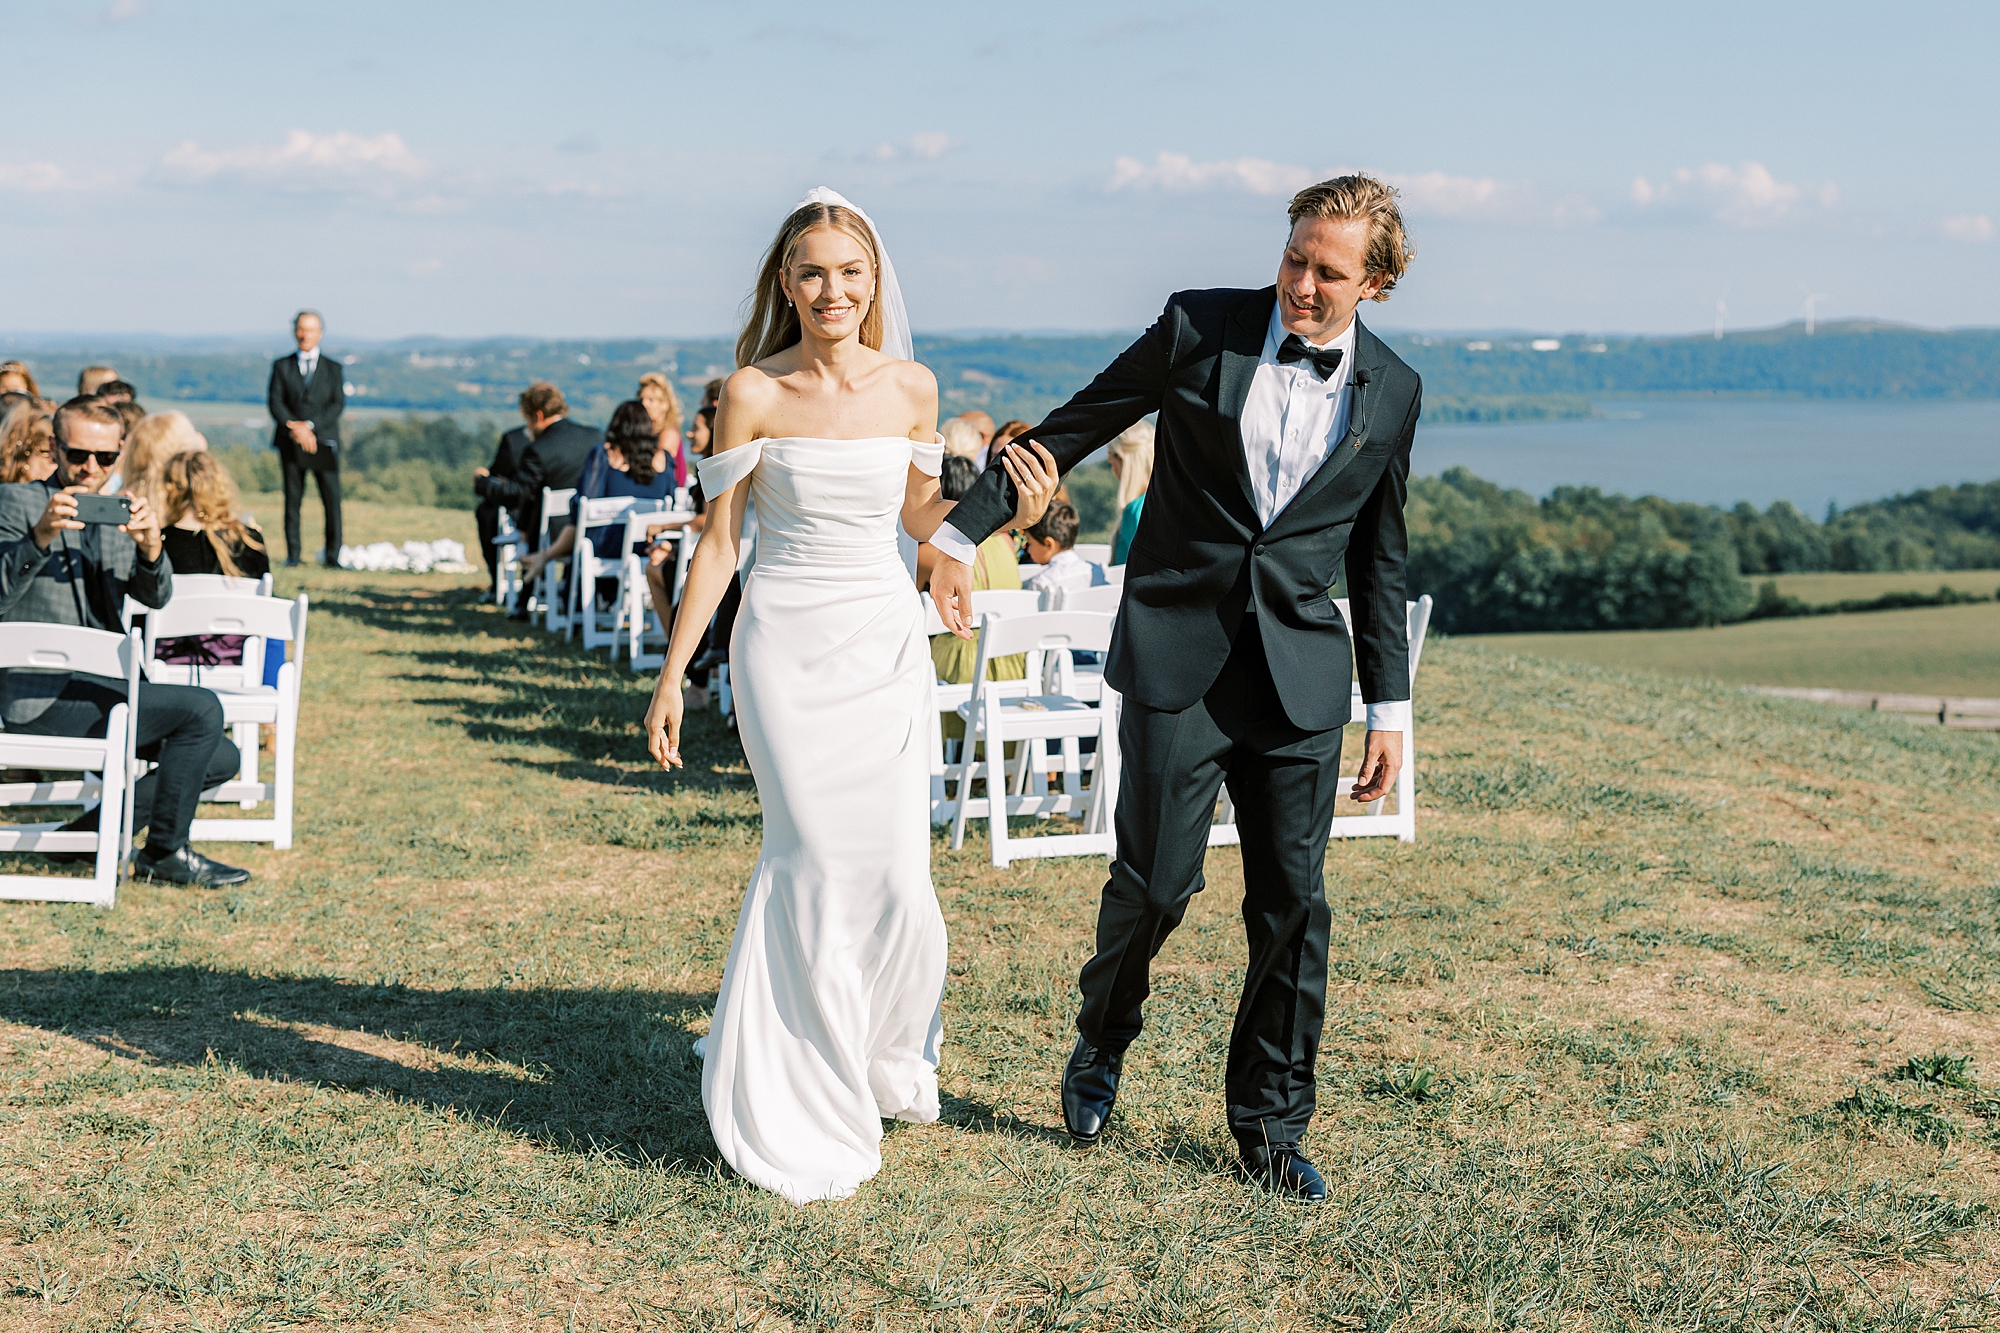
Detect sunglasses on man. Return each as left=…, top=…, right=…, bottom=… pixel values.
left=63, top=447, right=122, bottom=467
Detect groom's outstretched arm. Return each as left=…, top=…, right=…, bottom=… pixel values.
left=941, top=300, right=1182, bottom=549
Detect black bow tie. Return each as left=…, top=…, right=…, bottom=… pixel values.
left=1277, top=334, right=1344, bottom=379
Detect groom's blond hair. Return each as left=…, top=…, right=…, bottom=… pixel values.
left=1287, top=175, right=1415, bottom=300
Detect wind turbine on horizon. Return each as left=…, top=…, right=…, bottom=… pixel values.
left=1800, top=285, right=1829, bottom=336
left=1714, top=296, right=1727, bottom=341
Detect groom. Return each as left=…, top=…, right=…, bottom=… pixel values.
left=929, top=175, right=1420, bottom=1201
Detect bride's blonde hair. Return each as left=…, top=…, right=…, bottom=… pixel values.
left=736, top=203, right=884, bottom=369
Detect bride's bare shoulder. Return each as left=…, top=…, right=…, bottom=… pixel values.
left=884, top=356, right=937, bottom=405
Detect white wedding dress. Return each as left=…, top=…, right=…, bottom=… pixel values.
left=694, top=433, right=948, bottom=1204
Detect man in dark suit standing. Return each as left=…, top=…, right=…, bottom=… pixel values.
left=471, top=380, right=601, bottom=620
left=266, top=309, right=345, bottom=567
left=930, top=175, right=1421, bottom=1202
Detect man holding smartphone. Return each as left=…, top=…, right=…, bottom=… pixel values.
left=0, top=396, right=251, bottom=887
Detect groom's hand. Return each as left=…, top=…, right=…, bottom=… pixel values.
left=1350, top=729, right=1403, bottom=803
left=928, top=554, right=976, bottom=639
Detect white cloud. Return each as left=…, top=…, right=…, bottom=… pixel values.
left=1105, top=153, right=1587, bottom=223
left=1108, top=152, right=1313, bottom=196
left=155, top=129, right=431, bottom=195
left=0, top=161, right=82, bottom=192
left=865, top=132, right=961, bottom=163
left=1943, top=214, right=1995, bottom=243
left=102, top=0, right=147, bottom=21
left=1629, top=161, right=1834, bottom=227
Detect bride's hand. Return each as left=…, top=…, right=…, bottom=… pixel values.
left=645, top=682, right=685, bottom=769
left=1001, top=438, right=1060, bottom=529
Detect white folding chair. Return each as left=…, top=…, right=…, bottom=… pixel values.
left=949, top=611, right=1122, bottom=867
left=972, top=588, right=1047, bottom=618
left=172, top=573, right=274, bottom=598
left=1072, top=543, right=1113, bottom=567
left=1102, top=564, right=1127, bottom=586
left=624, top=509, right=698, bottom=671
left=1210, top=594, right=1433, bottom=847
left=569, top=496, right=662, bottom=656
left=537, top=486, right=577, bottom=632
left=0, top=626, right=141, bottom=906
left=493, top=509, right=527, bottom=607
left=144, top=594, right=309, bottom=849
left=1051, top=583, right=1122, bottom=614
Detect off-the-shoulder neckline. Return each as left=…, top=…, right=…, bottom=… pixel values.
left=732, top=435, right=933, bottom=446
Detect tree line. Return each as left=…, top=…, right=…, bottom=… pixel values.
left=218, top=416, right=1998, bottom=635
left=1408, top=469, right=2000, bottom=633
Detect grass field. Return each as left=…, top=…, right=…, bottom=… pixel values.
left=237, top=489, right=479, bottom=558
left=6, top=499, right=2000, bottom=1328
left=1766, top=569, right=2000, bottom=606
left=1471, top=601, right=2000, bottom=698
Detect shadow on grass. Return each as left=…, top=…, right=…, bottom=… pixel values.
left=0, top=964, right=722, bottom=1166
left=315, top=584, right=748, bottom=793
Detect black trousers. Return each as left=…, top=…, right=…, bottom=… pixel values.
left=13, top=678, right=241, bottom=856
left=281, top=457, right=342, bottom=563
left=475, top=501, right=504, bottom=585
left=1078, top=618, right=1342, bottom=1150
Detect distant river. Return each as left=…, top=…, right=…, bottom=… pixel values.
left=1419, top=397, right=2000, bottom=509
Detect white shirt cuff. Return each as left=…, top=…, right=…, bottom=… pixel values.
left=930, top=521, right=980, bottom=568
left=1365, top=700, right=1411, bottom=731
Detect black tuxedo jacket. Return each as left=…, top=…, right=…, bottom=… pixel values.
left=474, top=425, right=532, bottom=516
left=480, top=418, right=601, bottom=546
left=949, top=287, right=1419, bottom=732
left=266, top=353, right=346, bottom=473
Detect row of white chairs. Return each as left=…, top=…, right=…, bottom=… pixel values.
left=924, top=584, right=1433, bottom=867
left=1, top=576, right=309, bottom=906
left=494, top=487, right=702, bottom=673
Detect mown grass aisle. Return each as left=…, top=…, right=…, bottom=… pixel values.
left=4, top=564, right=2000, bottom=1330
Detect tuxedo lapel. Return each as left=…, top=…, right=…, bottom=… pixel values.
left=1263, top=317, right=1391, bottom=536
left=1216, top=287, right=1274, bottom=521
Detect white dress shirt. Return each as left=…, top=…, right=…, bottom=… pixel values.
left=1240, top=301, right=1355, bottom=526
left=297, top=349, right=319, bottom=381
left=1028, top=548, right=1106, bottom=594
left=931, top=303, right=1408, bottom=730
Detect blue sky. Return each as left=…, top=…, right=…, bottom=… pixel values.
left=3, top=0, right=1995, bottom=339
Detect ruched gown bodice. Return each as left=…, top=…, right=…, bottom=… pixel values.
left=695, top=435, right=947, bottom=1204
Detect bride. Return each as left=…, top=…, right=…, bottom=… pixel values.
left=645, top=188, right=1056, bottom=1203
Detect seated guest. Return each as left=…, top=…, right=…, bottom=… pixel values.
left=153, top=451, right=271, bottom=668
left=1106, top=420, right=1154, bottom=565
left=76, top=365, right=118, bottom=398
left=940, top=416, right=983, bottom=464
left=93, top=379, right=138, bottom=405
left=1024, top=501, right=1106, bottom=594
left=0, top=361, right=40, bottom=398
left=473, top=403, right=536, bottom=601
left=637, top=372, right=690, bottom=492
left=0, top=404, right=56, bottom=484
left=0, top=396, right=249, bottom=888
left=99, top=399, right=146, bottom=496
left=986, top=418, right=1031, bottom=470
left=956, top=409, right=995, bottom=456
left=521, top=399, right=671, bottom=607
left=125, top=411, right=207, bottom=514
left=155, top=451, right=266, bottom=577
left=475, top=381, right=602, bottom=621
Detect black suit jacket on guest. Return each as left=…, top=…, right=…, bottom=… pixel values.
left=479, top=418, right=602, bottom=548
left=474, top=424, right=532, bottom=517
left=949, top=287, right=1419, bottom=732
left=266, top=354, right=346, bottom=473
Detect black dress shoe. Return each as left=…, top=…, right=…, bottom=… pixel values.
left=1061, top=1035, right=1125, bottom=1145
left=284, top=557, right=302, bottom=568
left=133, top=845, right=252, bottom=888
left=1240, top=1143, right=1327, bottom=1203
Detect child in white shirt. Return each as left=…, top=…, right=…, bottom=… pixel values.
left=1025, top=501, right=1105, bottom=594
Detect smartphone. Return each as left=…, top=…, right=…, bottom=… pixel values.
left=73, top=493, right=133, bottom=526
